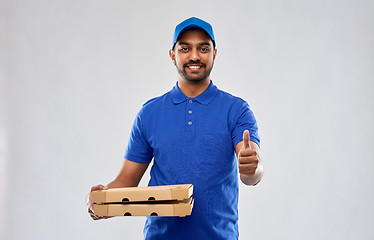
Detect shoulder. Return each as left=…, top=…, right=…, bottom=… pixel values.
left=146, top=91, right=171, bottom=106
left=137, top=91, right=171, bottom=116
left=215, top=88, right=249, bottom=107
left=213, top=88, right=255, bottom=123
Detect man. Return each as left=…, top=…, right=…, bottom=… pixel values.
left=88, top=17, right=263, bottom=239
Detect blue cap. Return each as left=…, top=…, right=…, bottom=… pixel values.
left=172, top=17, right=215, bottom=49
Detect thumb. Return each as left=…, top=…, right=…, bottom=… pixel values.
left=242, top=130, right=251, bottom=150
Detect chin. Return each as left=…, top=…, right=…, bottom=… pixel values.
left=183, top=72, right=210, bottom=83
left=185, top=77, right=205, bottom=83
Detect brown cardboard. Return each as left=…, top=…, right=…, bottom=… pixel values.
left=93, top=197, right=194, bottom=217
left=91, top=184, right=193, bottom=204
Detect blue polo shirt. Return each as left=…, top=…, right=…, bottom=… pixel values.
left=125, top=81, right=260, bottom=240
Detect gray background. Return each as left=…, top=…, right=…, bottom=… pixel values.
left=1, top=0, right=373, bottom=239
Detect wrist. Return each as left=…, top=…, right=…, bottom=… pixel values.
left=240, top=164, right=263, bottom=186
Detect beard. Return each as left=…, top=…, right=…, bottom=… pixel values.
left=175, top=60, right=214, bottom=83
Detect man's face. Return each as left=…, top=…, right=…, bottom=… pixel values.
left=170, top=29, right=217, bottom=83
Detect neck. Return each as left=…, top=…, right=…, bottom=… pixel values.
left=177, top=78, right=210, bottom=98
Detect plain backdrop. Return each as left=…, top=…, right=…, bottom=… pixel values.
left=1, top=0, right=374, bottom=239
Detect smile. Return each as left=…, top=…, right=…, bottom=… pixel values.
left=186, top=65, right=204, bottom=70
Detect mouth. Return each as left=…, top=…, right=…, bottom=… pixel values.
left=188, top=65, right=202, bottom=69
left=185, top=64, right=205, bottom=71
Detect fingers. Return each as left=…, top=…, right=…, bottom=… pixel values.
left=238, top=144, right=258, bottom=176
left=91, top=184, right=108, bottom=192
left=239, top=130, right=255, bottom=159
left=239, top=150, right=258, bottom=162
left=238, top=154, right=259, bottom=175
left=238, top=132, right=260, bottom=177
left=88, top=185, right=107, bottom=207
left=88, top=207, right=100, bottom=220
left=88, top=184, right=109, bottom=220
left=238, top=162, right=258, bottom=175
left=243, top=130, right=251, bottom=150
left=88, top=184, right=108, bottom=207
left=88, top=207, right=113, bottom=220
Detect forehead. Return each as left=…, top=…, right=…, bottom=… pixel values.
left=177, top=29, right=213, bottom=45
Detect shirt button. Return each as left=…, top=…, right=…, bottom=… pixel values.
left=188, top=121, right=192, bottom=125
left=189, top=100, right=193, bottom=103
left=188, top=110, right=192, bottom=114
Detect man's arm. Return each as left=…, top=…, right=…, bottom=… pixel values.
left=88, top=159, right=150, bottom=220
left=235, top=130, right=263, bottom=186
left=107, top=159, right=150, bottom=188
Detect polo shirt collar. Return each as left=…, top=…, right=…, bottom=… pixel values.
left=170, top=80, right=218, bottom=105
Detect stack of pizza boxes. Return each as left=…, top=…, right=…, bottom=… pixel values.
left=91, top=184, right=194, bottom=217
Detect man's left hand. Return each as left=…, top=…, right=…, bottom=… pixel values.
left=238, top=130, right=260, bottom=176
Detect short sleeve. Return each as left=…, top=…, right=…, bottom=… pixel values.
left=231, top=101, right=260, bottom=148
left=124, top=110, right=153, bottom=163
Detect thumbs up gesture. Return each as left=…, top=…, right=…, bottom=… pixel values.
left=237, top=130, right=262, bottom=185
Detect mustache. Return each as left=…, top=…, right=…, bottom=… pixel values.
left=183, top=61, right=206, bottom=68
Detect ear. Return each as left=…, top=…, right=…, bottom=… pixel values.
left=169, top=49, right=176, bottom=65
left=213, top=48, right=217, bottom=60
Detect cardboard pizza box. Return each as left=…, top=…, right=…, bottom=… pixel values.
left=91, top=184, right=193, bottom=204
left=93, top=197, right=194, bottom=217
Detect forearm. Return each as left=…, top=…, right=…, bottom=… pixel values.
left=106, top=159, right=150, bottom=189
left=106, top=175, right=141, bottom=189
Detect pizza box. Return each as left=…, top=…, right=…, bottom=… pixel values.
left=91, top=184, right=193, bottom=204
left=93, top=197, right=194, bottom=217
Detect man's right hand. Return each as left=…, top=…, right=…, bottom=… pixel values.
left=87, top=159, right=150, bottom=220
left=87, top=184, right=110, bottom=220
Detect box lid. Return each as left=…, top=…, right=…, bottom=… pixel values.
left=91, top=184, right=193, bottom=204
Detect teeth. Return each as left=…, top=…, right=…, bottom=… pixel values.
left=188, top=66, right=201, bottom=69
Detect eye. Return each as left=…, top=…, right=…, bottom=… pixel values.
left=179, top=47, right=189, bottom=52
left=200, top=47, right=210, bottom=52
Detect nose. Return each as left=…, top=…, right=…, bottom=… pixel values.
left=189, top=48, right=200, bottom=62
